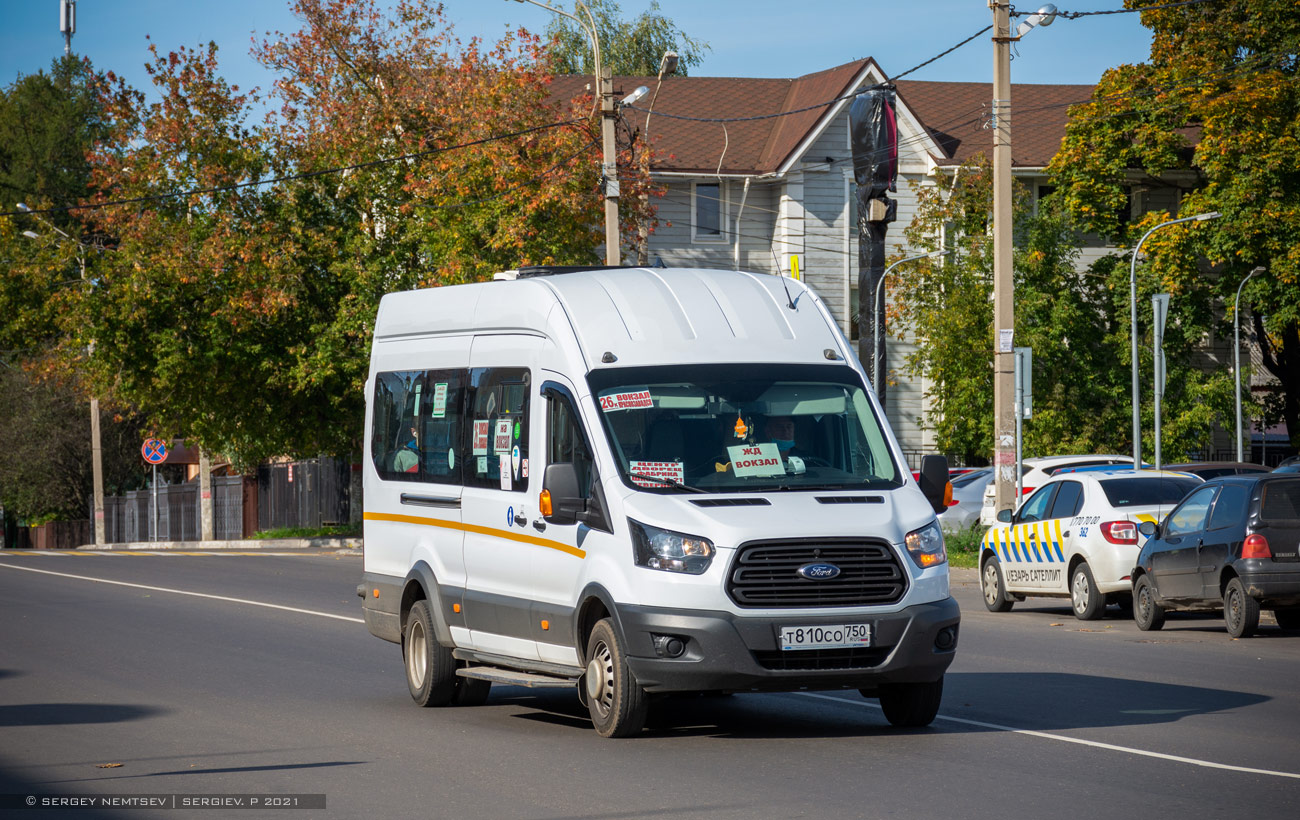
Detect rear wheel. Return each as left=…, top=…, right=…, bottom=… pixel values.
left=877, top=678, right=943, bottom=728
left=981, top=555, right=1014, bottom=612
left=404, top=601, right=456, bottom=706
left=1224, top=577, right=1260, bottom=638
left=1071, top=562, right=1105, bottom=621
left=1274, top=608, right=1300, bottom=631
left=1133, top=575, right=1165, bottom=631
left=585, top=618, right=648, bottom=737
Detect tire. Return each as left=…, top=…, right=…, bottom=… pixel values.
left=1133, top=575, right=1165, bottom=631
left=584, top=618, right=648, bottom=738
left=981, top=555, right=1014, bottom=612
left=1274, top=609, right=1300, bottom=631
left=404, top=601, right=456, bottom=706
left=1224, top=577, right=1260, bottom=638
left=1070, top=562, right=1105, bottom=621
left=453, top=676, right=492, bottom=706
left=878, top=677, right=944, bottom=728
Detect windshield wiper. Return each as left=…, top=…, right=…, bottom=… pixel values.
left=626, top=472, right=708, bottom=494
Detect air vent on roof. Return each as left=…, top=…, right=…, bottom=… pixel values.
left=816, top=496, right=884, bottom=505
left=689, top=498, right=771, bottom=507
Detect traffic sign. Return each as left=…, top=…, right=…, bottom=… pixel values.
left=142, top=438, right=168, bottom=464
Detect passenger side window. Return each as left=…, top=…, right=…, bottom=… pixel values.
left=465, top=367, right=530, bottom=493
left=1165, top=486, right=1217, bottom=537
left=1208, top=484, right=1248, bottom=531
left=1018, top=485, right=1058, bottom=524
left=547, top=389, right=595, bottom=497
left=371, top=370, right=465, bottom=485
left=1049, top=481, right=1084, bottom=519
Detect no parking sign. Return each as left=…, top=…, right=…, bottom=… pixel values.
left=141, top=438, right=168, bottom=464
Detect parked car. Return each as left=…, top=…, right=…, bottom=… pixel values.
left=980, top=469, right=1203, bottom=619
left=979, top=455, right=1134, bottom=526
left=1274, top=456, right=1300, bottom=474
left=939, top=467, right=992, bottom=533
left=1164, top=461, right=1272, bottom=480
left=1132, top=474, right=1300, bottom=637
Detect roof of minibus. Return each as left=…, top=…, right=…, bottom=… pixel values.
left=374, top=267, right=852, bottom=371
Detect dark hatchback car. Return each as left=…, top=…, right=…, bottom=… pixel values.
left=1132, top=474, right=1300, bottom=637
left=1164, top=461, right=1272, bottom=480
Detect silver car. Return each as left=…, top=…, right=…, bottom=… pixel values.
left=940, top=467, right=992, bottom=533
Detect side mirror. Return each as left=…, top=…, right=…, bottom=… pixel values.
left=996, top=509, right=1013, bottom=524
left=542, top=463, right=584, bottom=525
left=1138, top=520, right=1157, bottom=537
left=918, top=454, right=951, bottom=514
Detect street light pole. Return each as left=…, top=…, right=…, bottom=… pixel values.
left=1234, top=266, right=1265, bottom=463
left=990, top=1, right=1017, bottom=517
left=873, top=250, right=951, bottom=402
left=1128, top=211, right=1220, bottom=468
left=510, top=0, right=620, bottom=264
left=17, top=202, right=105, bottom=547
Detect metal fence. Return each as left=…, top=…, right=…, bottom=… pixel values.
left=103, top=474, right=249, bottom=543
left=257, top=457, right=351, bottom=531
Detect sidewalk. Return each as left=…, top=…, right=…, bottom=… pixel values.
left=36, top=536, right=363, bottom=552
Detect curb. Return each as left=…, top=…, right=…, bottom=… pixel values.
left=68, top=537, right=363, bottom=551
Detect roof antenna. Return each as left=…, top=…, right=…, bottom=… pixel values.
left=771, top=249, right=796, bottom=310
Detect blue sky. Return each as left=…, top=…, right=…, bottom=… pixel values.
left=1, top=1, right=1155, bottom=97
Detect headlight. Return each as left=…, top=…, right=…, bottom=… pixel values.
left=630, top=520, right=715, bottom=575
left=904, top=520, right=947, bottom=569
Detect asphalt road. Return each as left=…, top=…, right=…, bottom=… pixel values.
left=1, top=550, right=1297, bottom=820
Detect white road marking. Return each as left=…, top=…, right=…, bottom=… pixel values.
left=797, top=692, right=1300, bottom=780
left=0, top=560, right=365, bottom=624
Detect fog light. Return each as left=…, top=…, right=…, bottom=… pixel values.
left=934, top=626, right=958, bottom=651
left=652, top=634, right=687, bottom=658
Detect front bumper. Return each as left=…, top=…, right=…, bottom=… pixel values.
left=616, top=597, right=960, bottom=694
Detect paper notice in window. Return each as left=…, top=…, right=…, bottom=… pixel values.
left=727, top=443, right=785, bottom=477
left=599, top=389, right=653, bottom=412
left=494, top=419, right=512, bottom=453
left=628, top=460, right=685, bottom=488
left=472, top=420, right=489, bottom=455
left=432, top=383, right=448, bottom=418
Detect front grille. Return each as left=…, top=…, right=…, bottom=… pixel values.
left=726, top=538, right=907, bottom=608
left=753, top=648, right=890, bottom=670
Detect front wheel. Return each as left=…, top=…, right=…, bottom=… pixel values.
left=1224, top=577, right=1260, bottom=638
left=877, top=678, right=943, bottom=728
left=981, top=555, right=1014, bottom=612
left=1071, top=562, right=1105, bottom=621
left=585, top=618, right=648, bottom=737
left=1133, top=575, right=1165, bottom=631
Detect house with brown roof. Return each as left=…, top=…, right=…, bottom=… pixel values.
left=553, top=59, right=1204, bottom=460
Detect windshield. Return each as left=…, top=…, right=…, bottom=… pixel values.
left=587, top=363, right=901, bottom=493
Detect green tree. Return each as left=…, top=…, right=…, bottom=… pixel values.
left=1049, top=0, right=1300, bottom=448
left=891, top=158, right=1232, bottom=463
left=542, top=0, right=709, bottom=76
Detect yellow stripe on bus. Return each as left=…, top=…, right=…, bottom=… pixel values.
left=363, top=511, right=586, bottom=559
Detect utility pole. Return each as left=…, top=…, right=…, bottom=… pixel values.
left=600, top=66, right=620, bottom=265
left=991, top=0, right=1017, bottom=516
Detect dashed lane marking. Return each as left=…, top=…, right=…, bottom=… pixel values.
left=796, top=692, right=1300, bottom=780
left=0, top=561, right=364, bottom=624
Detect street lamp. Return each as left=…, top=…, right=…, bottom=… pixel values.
left=510, top=0, right=621, bottom=264
left=16, top=202, right=105, bottom=548
left=872, top=250, right=952, bottom=402
left=1128, top=210, right=1221, bottom=468
left=1234, top=266, right=1266, bottom=463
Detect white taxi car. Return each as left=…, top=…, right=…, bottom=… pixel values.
left=979, top=470, right=1202, bottom=619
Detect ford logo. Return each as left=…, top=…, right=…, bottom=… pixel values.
left=797, top=563, right=842, bottom=580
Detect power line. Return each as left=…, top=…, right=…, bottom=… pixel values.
left=1024, top=0, right=1217, bottom=19
left=0, top=119, right=586, bottom=219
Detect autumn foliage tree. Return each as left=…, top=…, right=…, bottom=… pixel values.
left=1050, top=0, right=1300, bottom=448
left=74, top=0, right=651, bottom=467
